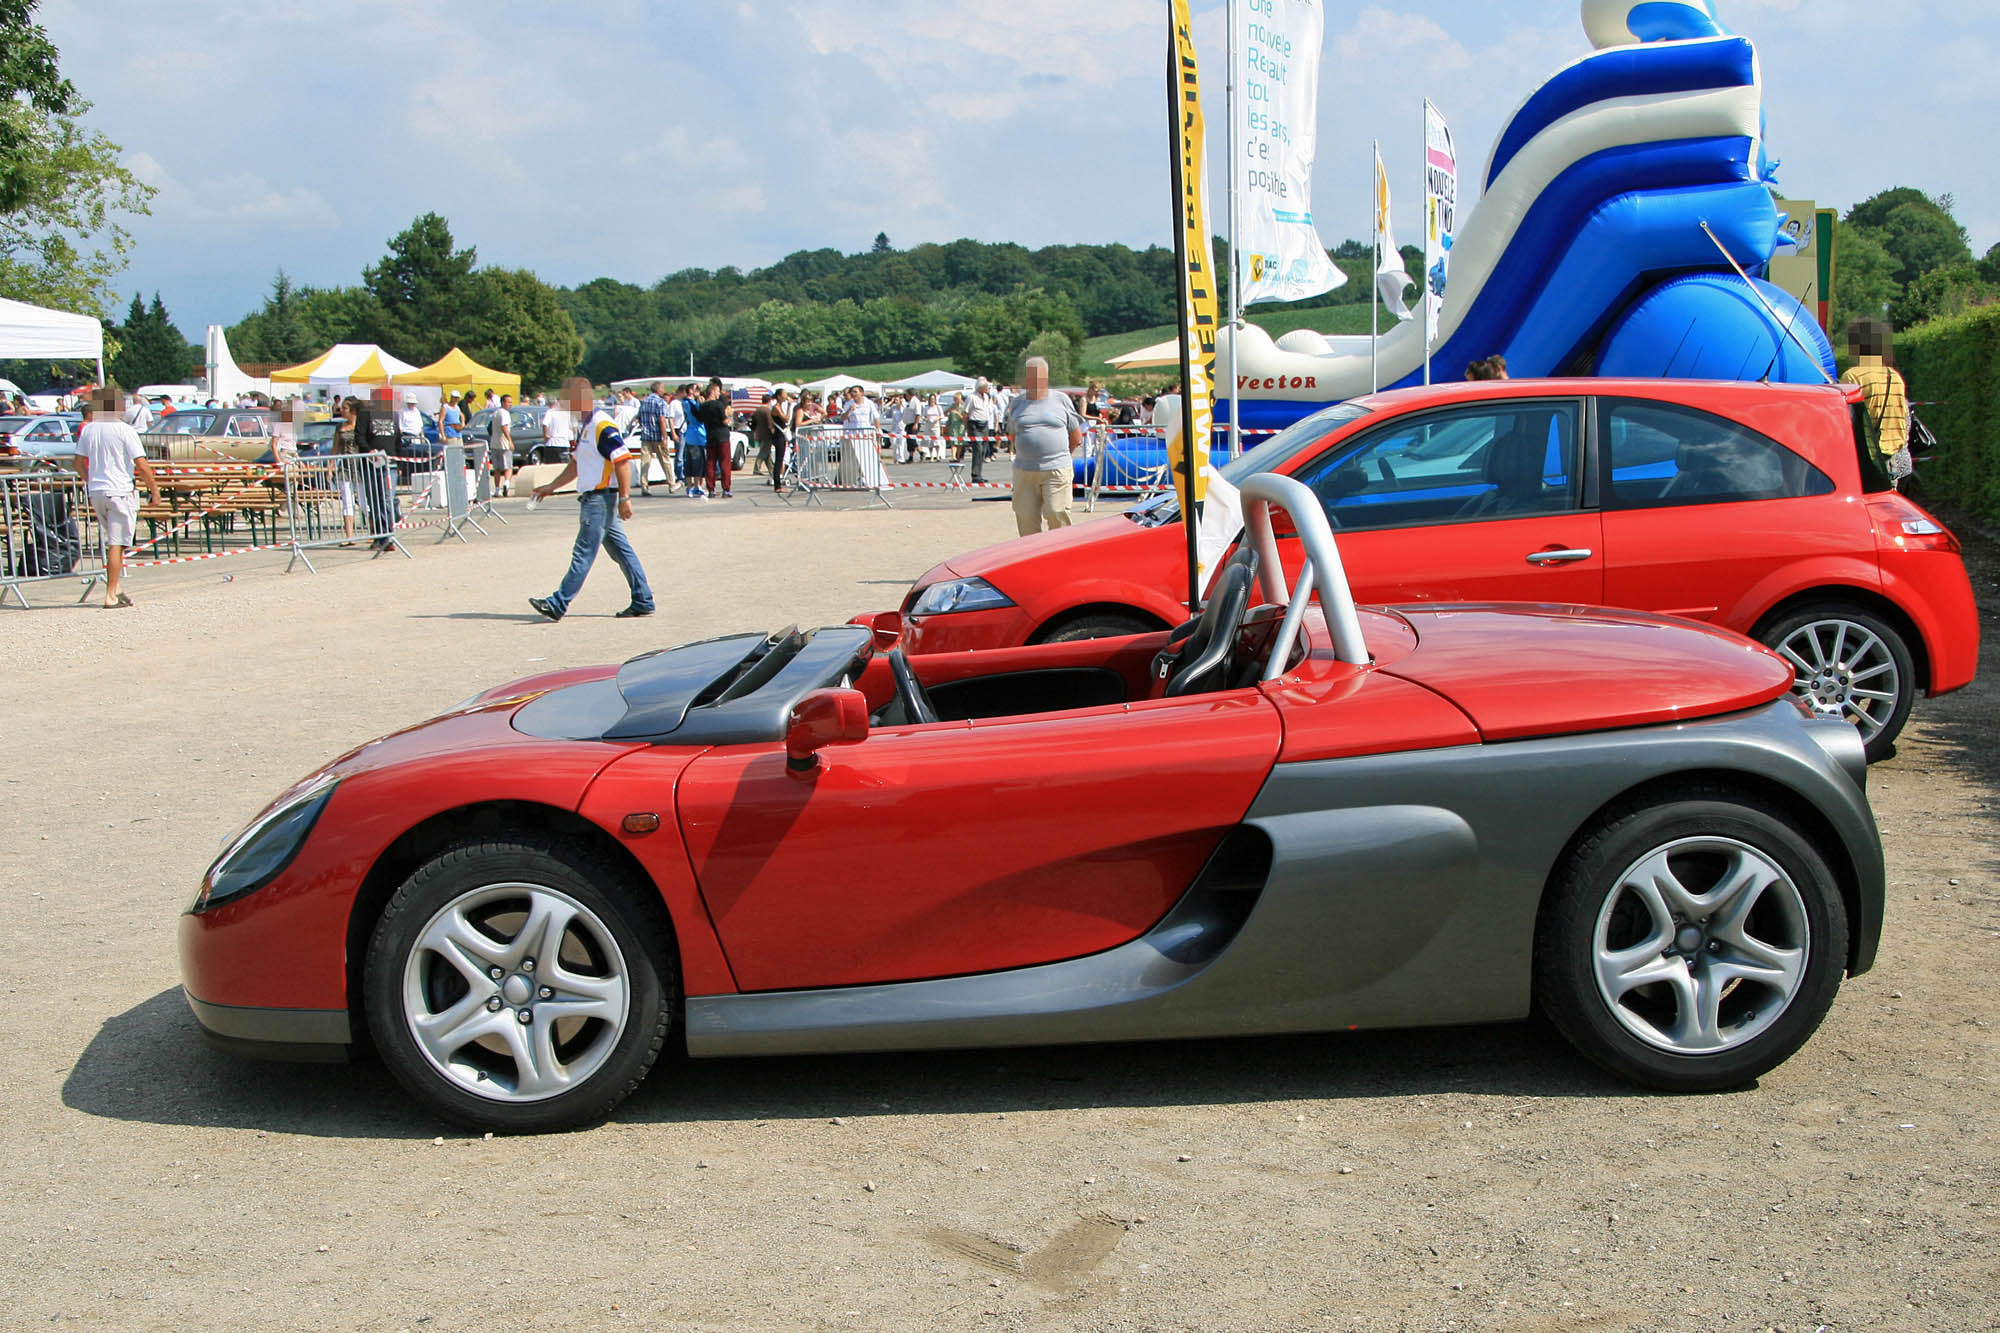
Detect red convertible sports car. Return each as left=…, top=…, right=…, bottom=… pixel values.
left=892, top=378, right=1978, bottom=761
left=182, top=475, right=1884, bottom=1132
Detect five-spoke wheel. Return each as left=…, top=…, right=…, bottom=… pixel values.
left=1537, top=789, right=1847, bottom=1091
left=365, top=837, right=673, bottom=1132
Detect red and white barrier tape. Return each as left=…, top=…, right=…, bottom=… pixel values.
left=128, top=541, right=287, bottom=568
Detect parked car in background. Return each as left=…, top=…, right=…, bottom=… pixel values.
left=0, top=413, right=81, bottom=459
left=465, top=405, right=551, bottom=462
left=891, top=378, right=1980, bottom=761
left=142, top=408, right=282, bottom=463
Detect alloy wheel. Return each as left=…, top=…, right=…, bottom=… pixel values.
left=401, top=882, right=631, bottom=1103
left=1591, top=836, right=1809, bottom=1055
left=1774, top=616, right=1901, bottom=746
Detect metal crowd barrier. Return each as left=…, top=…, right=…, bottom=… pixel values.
left=281, top=451, right=410, bottom=572
left=0, top=466, right=107, bottom=607
left=788, top=424, right=892, bottom=509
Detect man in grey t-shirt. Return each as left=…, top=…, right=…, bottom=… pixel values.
left=1003, top=356, right=1083, bottom=536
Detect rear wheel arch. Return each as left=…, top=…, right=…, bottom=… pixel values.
left=344, top=801, right=677, bottom=1042
left=1537, top=771, right=1869, bottom=977
left=1747, top=586, right=1931, bottom=694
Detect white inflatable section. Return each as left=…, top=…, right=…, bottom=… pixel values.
left=1582, top=0, right=1724, bottom=49
left=1219, top=38, right=1760, bottom=403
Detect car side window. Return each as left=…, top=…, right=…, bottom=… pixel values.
left=1603, top=400, right=1833, bottom=509
left=1289, top=401, right=1582, bottom=530
left=27, top=419, right=66, bottom=439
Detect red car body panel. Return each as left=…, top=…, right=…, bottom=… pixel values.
left=178, top=702, right=647, bottom=1012
left=898, top=379, right=1978, bottom=700
left=673, top=691, right=1284, bottom=991
left=1377, top=605, right=1795, bottom=741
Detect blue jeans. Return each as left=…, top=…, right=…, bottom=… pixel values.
left=547, top=490, right=653, bottom=615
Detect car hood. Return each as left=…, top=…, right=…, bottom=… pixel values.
left=1375, top=604, right=1795, bottom=742
left=910, top=512, right=1151, bottom=598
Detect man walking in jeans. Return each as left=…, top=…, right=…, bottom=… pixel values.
left=527, top=377, right=655, bottom=621
left=1005, top=356, right=1084, bottom=536
left=634, top=380, right=676, bottom=496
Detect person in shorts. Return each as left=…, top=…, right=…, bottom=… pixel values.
left=73, top=387, right=161, bottom=608
left=488, top=393, right=517, bottom=495
left=1004, top=356, right=1084, bottom=536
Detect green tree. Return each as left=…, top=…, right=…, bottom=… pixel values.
left=1875, top=201, right=1972, bottom=290
left=1831, top=222, right=1900, bottom=337
left=1844, top=187, right=1935, bottom=233
left=110, top=291, right=192, bottom=388
left=464, top=268, right=583, bottom=393
left=0, top=1, right=152, bottom=315
left=1893, top=263, right=1996, bottom=328
left=359, top=212, right=476, bottom=362
left=871, top=231, right=893, bottom=254
left=1021, top=329, right=1078, bottom=386
left=947, top=288, right=1085, bottom=382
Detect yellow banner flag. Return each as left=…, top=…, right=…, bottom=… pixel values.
left=1169, top=0, right=1215, bottom=505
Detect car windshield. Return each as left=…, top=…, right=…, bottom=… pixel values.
left=153, top=411, right=219, bottom=435
left=0, top=416, right=28, bottom=433
left=1126, top=401, right=1375, bottom=526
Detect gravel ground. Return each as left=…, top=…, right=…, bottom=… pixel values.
left=0, top=486, right=1994, bottom=1332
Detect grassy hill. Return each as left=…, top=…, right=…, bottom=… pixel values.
left=746, top=304, right=1381, bottom=385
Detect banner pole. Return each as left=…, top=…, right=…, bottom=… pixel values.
left=1169, top=6, right=1201, bottom=614
left=1371, top=140, right=1380, bottom=394
left=1422, top=101, right=1433, bottom=387
left=1226, top=0, right=1241, bottom=466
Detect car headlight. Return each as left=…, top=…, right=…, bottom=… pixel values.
left=193, top=778, right=339, bottom=913
left=909, top=577, right=1016, bottom=617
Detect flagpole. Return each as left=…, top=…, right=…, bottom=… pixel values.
left=1225, top=0, right=1241, bottom=466
left=1168, top=8, right=1202, bottom=615
left=1371, top=141, right=1380, bottom=394
left=1422, top=100, right=1433, bottom=387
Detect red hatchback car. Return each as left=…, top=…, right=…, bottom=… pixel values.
left=893, top=379, right=1978, bottom=760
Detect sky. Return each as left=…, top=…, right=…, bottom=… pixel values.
left=36, top=0, right=2000, bottom=336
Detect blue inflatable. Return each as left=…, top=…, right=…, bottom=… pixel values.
left=1097, top=0, right=1833, bottom=489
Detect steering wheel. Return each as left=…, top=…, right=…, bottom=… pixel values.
left=1160, top=549, right=1260, bottom=698
left=887, top=648, right=940, bottom=725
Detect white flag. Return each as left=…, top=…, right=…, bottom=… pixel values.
left=1423, top=100, right=1458, bottom=346
left=1374, top=144, right=1414, bottom=321
left=1233, top=0, right=1346, bottom=306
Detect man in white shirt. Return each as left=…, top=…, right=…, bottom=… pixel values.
left=966, top=380, right=1000, bottom=482
left=72, top=387, right=161, bottom=608
left=122, top=395, right=152, bottom=433
left=542, top=396, right=576, bottom=470
left=527, top=377, right=654, bottom=621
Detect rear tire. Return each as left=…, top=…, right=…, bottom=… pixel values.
left=1755, top=602, right=1915, bottom=762
left=1034, top=611, right=1161, bottom=644
left=363, top=835, right=675, bottom=1133
left=1535, top=789, right=1847, bottom=1092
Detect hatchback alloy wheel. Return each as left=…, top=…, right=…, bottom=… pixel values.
left=1758, top=603, right=1915, bottom=763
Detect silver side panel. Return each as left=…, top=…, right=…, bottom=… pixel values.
left=686, top=701, right=1881, bottom=1058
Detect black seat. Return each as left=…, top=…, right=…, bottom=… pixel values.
left=1457, top=426, right=1547, bottom=518
left=1154, top=548, right=1261, bottom=698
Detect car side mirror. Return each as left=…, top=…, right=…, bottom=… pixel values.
left=785, top=688, right=871, bottom=775
left=847, top=610, right=903, bottom=651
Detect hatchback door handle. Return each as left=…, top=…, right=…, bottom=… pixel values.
left=1526, top=548, right=1593, bottom=566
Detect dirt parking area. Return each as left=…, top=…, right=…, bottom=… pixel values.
left=0, top=490, right=1994, bottom=1332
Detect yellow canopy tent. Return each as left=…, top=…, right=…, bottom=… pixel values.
left=393, top=347, right=521, bottom=396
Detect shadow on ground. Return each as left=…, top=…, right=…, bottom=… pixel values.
left=69, top=988, right=1643, bottom=1139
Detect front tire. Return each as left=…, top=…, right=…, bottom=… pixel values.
left=1756, top=602, right=1915, bottom=762
left=1034, top=610, right=1161, bottom=644
left=363, top=836, right=675, bottom=1133
left=1535, top=789, right=1848, bottom=1092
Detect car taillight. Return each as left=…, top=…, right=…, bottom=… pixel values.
left=1866, top=495, right=1959, bottom=553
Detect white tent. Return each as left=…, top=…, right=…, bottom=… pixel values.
left=204, top=325, right=271, bottom=401
left=270, top=343, right=420, bottom=396
left=1107, top=336, right=1182, bottom=369
left=883, top=368, right=975, bottom=392
left=801, top=372, right=883, bottom=396
left=608, top=374, right=774, bottom=394
left=0, top=296, right=105, bottom=384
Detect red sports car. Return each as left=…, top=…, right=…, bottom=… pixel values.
left=182, top=476, right=1884, bottom=1132
left=893, top=378, right=1978, bottom=761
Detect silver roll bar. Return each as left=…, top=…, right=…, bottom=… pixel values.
left=1237, top=472, right=1371, bottom=674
